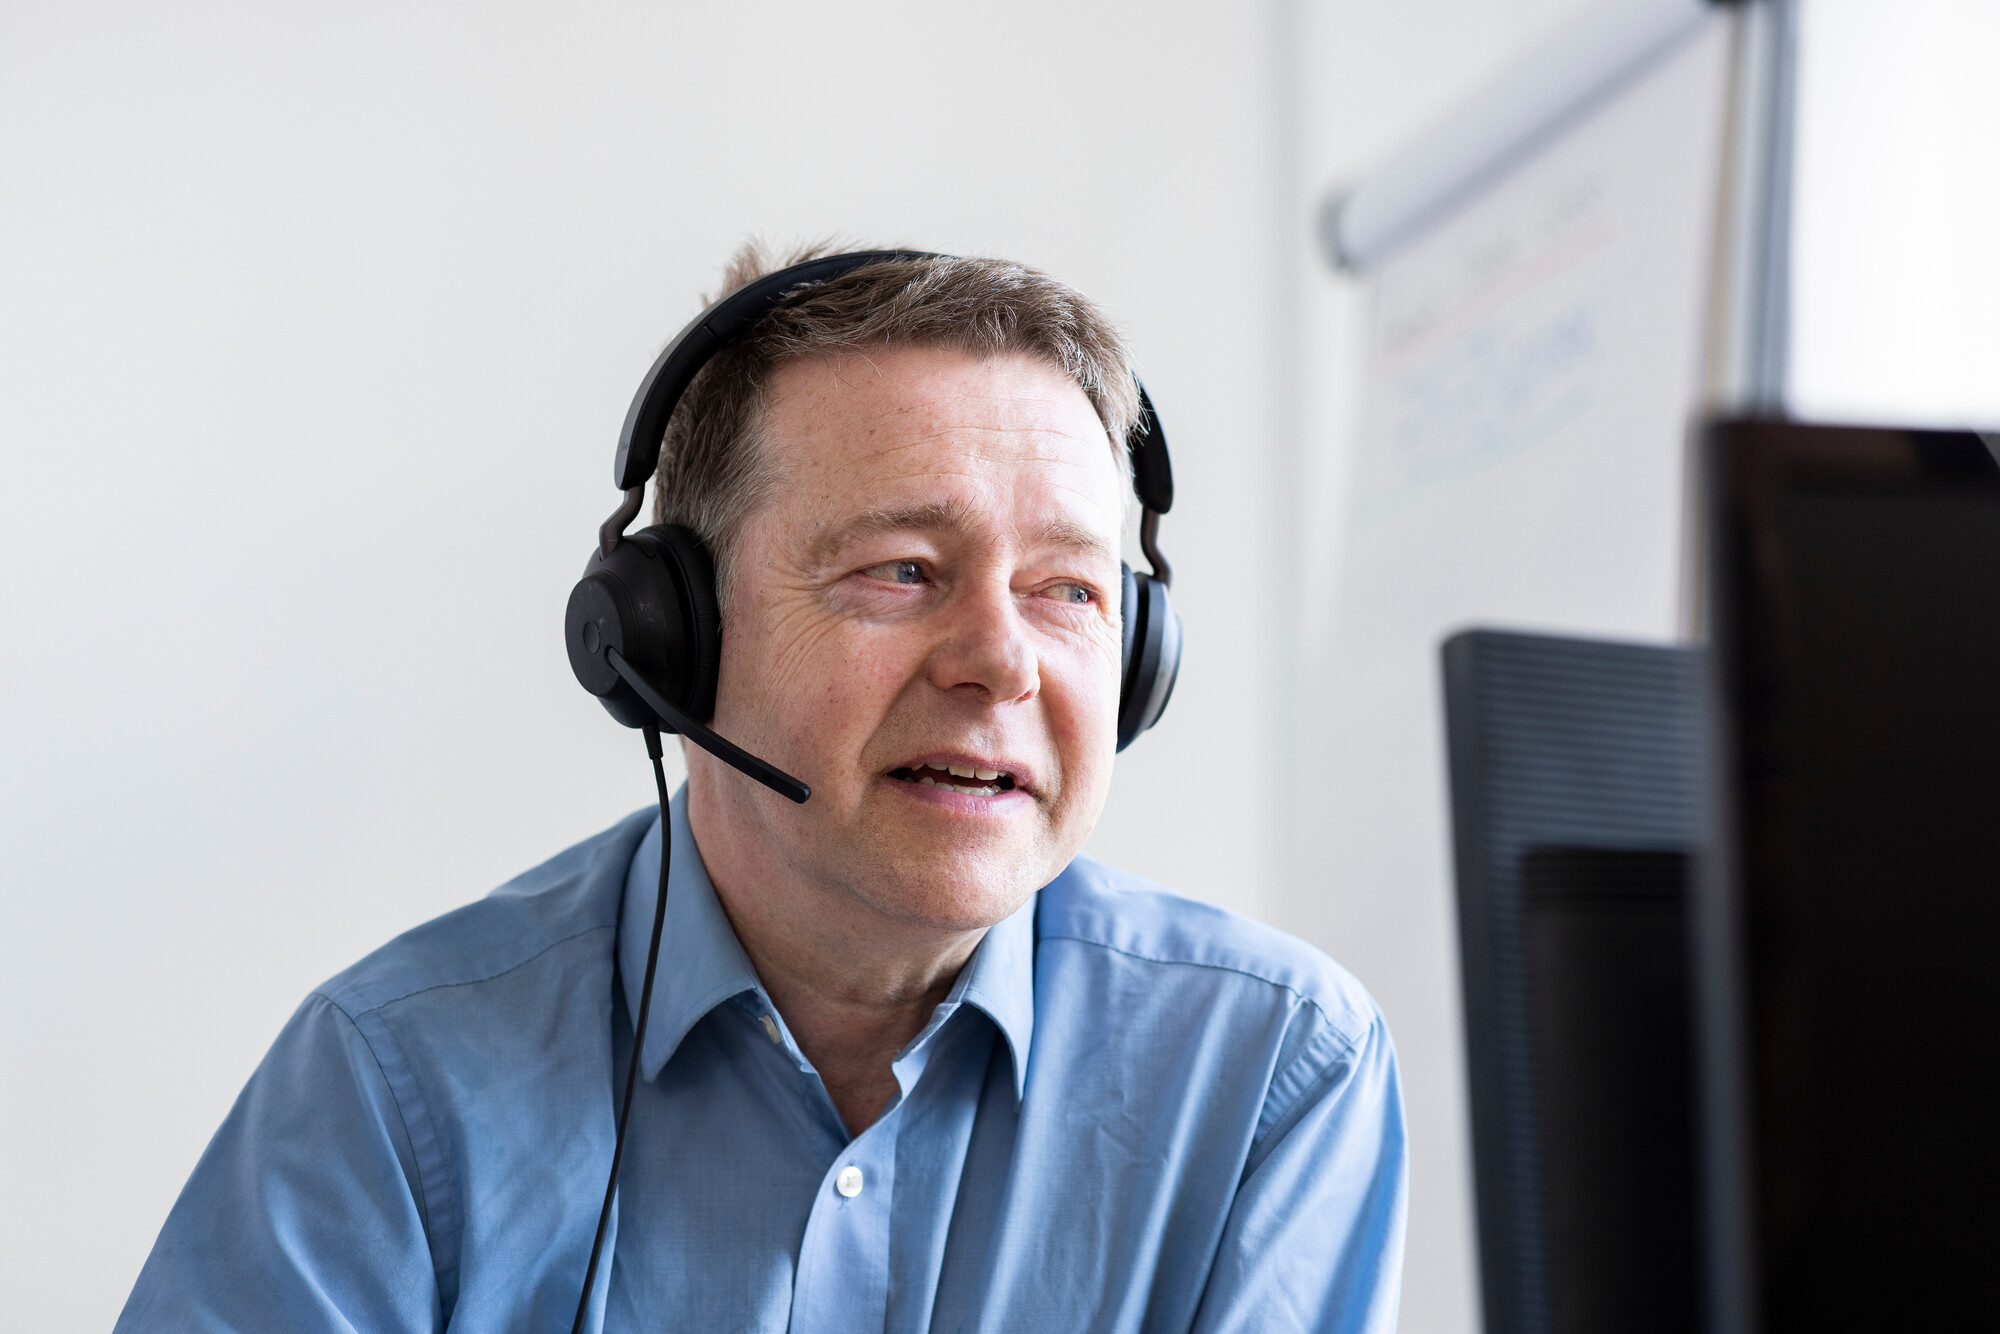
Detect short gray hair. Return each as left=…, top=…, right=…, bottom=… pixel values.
left=651, top=240, right=1140, bottom=599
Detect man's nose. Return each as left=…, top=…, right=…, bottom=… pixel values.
left=927, top=577, right=1039, bottom=705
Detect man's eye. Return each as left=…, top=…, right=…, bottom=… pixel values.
left=1049, top=583, right=1093, bottom=605
left=867, top=560, right=925, bottom=585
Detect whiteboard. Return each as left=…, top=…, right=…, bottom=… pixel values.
left=1296, top=14, right=1732, bottom=1333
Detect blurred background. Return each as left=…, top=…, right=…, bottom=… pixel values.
left=3, top=1, right=1996, bottom=1330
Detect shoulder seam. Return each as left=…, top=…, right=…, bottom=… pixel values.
left=1036, top=930, right=1367, bottom=1049
left=315, top=988, right=472, bottom=1316
left=327, top=921, right=616, bottom=1017
left=1249, top=1023, right=1371, bottom=1172
left=307, top=993, right=439, bottom=1258
left=1265, top=1015, right=1371, bottom=1130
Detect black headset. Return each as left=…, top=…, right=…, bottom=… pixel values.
left=558, top=253, right=1182, bottom=1328
left=564, top=250, right=1182, bottom=794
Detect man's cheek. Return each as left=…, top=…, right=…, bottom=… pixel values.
left=1054, top=646, right=1123, bottom=730
left=818, top=633, right=930, bottom=730
left=754, top=609, right=852, bottom=693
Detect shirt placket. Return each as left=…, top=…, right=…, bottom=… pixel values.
left=784, top=1004, right=954, bottom=1334
left=789, top=1110, right=900, bottom=1333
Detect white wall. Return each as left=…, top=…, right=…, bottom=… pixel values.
left=1790, top=0, right=2000, bottom=428
left=0, top=3, right=1293, bottom=1324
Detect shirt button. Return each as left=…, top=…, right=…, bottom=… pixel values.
left=759, top=1014, right=781, bottom=1044
left=835, top=1165, right=864, bottom=1198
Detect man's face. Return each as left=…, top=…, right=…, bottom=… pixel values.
left=693, top=345, right=1127, bottom=933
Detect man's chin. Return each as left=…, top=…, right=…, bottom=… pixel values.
left=835, top=831, right=1065, bottom=933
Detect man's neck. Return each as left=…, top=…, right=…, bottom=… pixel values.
left=687, top=781, right=987, bottom=1136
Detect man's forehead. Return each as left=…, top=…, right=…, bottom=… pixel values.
left=761, top=347, right=1126, bottom=550
left=774, top=346, right=1097, bottom=420
left=766, top=350, right=1116, bottom=470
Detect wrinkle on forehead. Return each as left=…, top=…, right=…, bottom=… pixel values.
left=751, top=348, right=1129, bottom=560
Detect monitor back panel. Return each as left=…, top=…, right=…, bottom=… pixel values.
left=1704, top=420, right=2000, bottom=1332
left=1442, top=630, right=1705, bottom=1334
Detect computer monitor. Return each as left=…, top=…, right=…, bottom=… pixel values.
left=1700, top=419, right=2000, bottom=1332
left=1441, top=629, right=1706, bottom=1334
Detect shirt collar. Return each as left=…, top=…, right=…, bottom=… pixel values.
left=619, top=785, right=1037, bottom=1100
left=619, top=787, right=763, bottom=1082
left=951, top=887, right=1035, bottom=1102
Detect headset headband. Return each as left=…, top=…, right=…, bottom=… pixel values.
left=600, top=251, right=1174, bottom=579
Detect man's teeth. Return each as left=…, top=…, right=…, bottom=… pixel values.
left=924, top=761, right=1002, bottom=780
left=916, top=775, right=1001, bottom=795
left=912, top=761, right=1008, bottom=795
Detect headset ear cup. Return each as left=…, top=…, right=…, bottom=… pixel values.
left=567, top=523, right=724, bottom=731
left=1117, top=570, right=1181, bottom=751
left=566, top=565, right=655, bottom=729
left=643, top=524, right=723, bottom=722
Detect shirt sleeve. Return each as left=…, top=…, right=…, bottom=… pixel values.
left=1189, top=1009, right=1409, bottom=1334
left=114, top=991, right=444, bottom=1333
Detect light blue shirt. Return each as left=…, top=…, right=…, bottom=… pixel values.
left=118, top=791, right=1407, bottom=1332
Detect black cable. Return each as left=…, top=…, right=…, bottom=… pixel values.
left=571, top=722, right=674, bottom=1334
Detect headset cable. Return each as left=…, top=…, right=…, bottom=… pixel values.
left=571, top=722, right=673, bottom=1333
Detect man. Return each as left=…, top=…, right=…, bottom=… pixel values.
left=117, top=247, right=1406, bottom=1332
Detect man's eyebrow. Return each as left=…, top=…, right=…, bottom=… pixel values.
left=804, top=500, right=966, bottom=566
left=1029, top=516, right=1120, bottom=561
left=803, top=500, right=1119, bottom=566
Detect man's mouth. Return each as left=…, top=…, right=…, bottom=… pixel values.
left=888, top=762, right=1019, bottom=797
